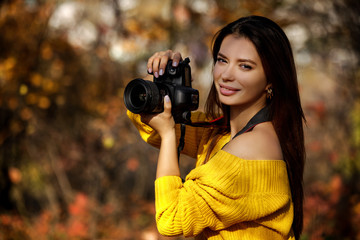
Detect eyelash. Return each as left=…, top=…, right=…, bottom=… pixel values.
left=216, top=57, right=227, bottom=63
left=240, top=64, right=252, bottom=70
left=216, top=57, right=253, bottom=70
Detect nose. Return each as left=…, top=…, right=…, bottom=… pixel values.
left=221, top=65, right=236, bottom=82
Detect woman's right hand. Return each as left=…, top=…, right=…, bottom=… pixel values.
left=147, top=50, right=183, bottom=78
left=140, top=95, right=175, bottom=139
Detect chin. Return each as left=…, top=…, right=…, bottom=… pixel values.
left=219, top=98, right=238, bottom=106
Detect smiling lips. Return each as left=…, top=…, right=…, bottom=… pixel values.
left=219, top=84, right=240, bottom=96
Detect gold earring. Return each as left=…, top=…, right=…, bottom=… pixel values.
left=266, top=87, right=273, bottom=100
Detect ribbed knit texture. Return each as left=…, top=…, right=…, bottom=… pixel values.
left=128, top=111, right=295, bottom=240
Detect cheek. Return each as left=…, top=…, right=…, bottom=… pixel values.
left=251, top=81, right=267, bottom=96
left=213, top=65, right=221, bottom=81
left=257, top=74, right=268, bottom=91
left=246, top=72, right=267, bottom=89
left=212, top=67, right=221, bottom=91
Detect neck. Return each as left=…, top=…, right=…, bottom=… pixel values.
left=229, top=102, right=266, bottom=138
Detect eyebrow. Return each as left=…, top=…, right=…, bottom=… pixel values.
left=218, top=52, right=257, bottom=66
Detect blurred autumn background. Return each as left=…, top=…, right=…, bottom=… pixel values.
left=0, top=0, right=359, bottom=239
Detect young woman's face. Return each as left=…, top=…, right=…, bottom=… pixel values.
left=213, top=34, right=270, bottom=110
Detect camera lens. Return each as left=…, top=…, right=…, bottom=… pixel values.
left=130, top=84, right=146, bottom=107
left=124, top=79, right=161, bottom=114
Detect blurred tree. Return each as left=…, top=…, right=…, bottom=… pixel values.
left=0, top=1, right=173, bottom=238
left=288, top=0, right=360, bottom=239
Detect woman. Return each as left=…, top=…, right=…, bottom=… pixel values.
left=127, top=15, right=305, bottom=240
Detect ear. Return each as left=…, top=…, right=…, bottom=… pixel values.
left=265, top=83, right=274, bottom=100
left=265, top=83, right=272, bottom=90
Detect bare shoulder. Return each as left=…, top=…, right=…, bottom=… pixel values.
left=223, top=122, right=283, bottom=160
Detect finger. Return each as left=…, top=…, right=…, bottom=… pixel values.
left=158, top=50, right=174, bottom=76
left=159, top=54, right=171, bottom=76
left=163, top=95, right=172, bottom=114
left=171, top=51, right=182, bottom=67
left=147, top=60, right=153, bottom=74
left=147, top=53, right=157, bottom=74
left=152, top=57, right=162, bottom=78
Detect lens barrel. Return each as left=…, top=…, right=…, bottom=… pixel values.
left=123, top=79, right=161, bottom=114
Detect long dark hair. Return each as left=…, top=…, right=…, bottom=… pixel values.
left=205, top=15, right=305, bottom=240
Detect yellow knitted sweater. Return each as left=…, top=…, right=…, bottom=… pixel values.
left=128, top=111, right=295, bottom=240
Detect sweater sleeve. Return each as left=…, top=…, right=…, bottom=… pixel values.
left=127, top=110, right=207, bottom=158
left=155, top=150, right=293, bottom=237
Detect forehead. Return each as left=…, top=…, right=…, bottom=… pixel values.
left=219, top=35, right=261, bottom=62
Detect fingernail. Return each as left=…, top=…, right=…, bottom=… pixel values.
left=159, top=69, right=164, bottom=76
left=172, top=61, right=178, bottom=67
left=164, top=95, right=170, bottom=103
left=148, top=68, right=152, bottom=74
left=154, top=72, right=159, bottom=78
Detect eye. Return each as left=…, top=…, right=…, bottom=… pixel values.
left=216, top=57, right=227, bottom=64
left=240, top=63, right=252, bottom=70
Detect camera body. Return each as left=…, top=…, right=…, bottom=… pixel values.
left=124, top=57, right=199, bottom=124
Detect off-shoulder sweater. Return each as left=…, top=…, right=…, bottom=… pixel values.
left=127, top=111, right=295, bottom=240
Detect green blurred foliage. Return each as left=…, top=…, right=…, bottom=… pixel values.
left=0, top=0, right=359, bottom=239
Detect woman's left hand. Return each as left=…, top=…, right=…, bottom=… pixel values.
left=141, top=95, right=175, bottom=139
left=147, top=50, right=182, bottom=78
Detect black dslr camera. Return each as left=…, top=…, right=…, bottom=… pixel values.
left=124, top=57, right=199, bottom=124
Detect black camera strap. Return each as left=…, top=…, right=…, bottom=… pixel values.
left=231, top=106, right=271, bottom=139
left=177, top=106, right=271, bottom=160
left=177, top=124, right=186, bottom=162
